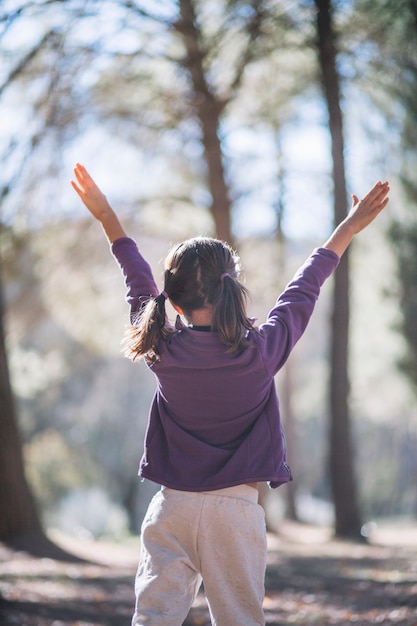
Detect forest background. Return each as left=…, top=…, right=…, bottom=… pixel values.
left=1, top=0, right=417, bottom=552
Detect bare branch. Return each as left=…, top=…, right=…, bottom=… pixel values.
left=118, top=0, right=175, bottom=26
left=227, top=0, right=269, bottom=94
left=0, top=30, right=53, bottom=96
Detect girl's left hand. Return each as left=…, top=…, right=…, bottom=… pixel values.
left=347, top=181, right=390, bottom=234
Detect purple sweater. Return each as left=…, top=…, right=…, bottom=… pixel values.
left=112, top=237, right=339, bottom=491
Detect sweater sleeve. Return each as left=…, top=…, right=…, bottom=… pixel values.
left=258, top=247, right=340, bottom=375
left=111, top=237, right=158, bottom=321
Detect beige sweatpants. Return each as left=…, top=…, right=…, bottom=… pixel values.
left=132, top=484, right=267, bottom=626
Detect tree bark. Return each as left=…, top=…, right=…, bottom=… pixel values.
left=314, top=0, right=362, bottom=538
left=177, top=0, right=233, bottom=244
left=275, top=133, right=298, bottom=520
left=0, top=262, right=80, bottom=559
left=0, top=265, right=44, bottom=541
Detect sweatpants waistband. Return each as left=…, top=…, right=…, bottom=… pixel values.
left=161, top=483, right=259, bottom=504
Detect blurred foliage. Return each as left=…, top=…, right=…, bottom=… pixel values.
left=389, top=221, right=417, bottom=391
left=24, top=429, right=98, bottom=508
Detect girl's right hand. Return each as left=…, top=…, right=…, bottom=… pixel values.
left=71, top=163, right=112, bottom=220
left=71, top=163, right=127, bottom=242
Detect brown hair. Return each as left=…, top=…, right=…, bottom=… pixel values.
left=123, top=237, right=255, bottom=363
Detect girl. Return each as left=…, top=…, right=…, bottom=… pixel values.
left=71, top=163, right=389, bottom=626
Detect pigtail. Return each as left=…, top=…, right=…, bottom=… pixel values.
left=123, top=292, right=172, bottom=363
left=213, top=276, right=254, bottom=354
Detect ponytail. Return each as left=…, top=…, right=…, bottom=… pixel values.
left=123, top=292, right=173, bottom=363
left=213, top=275, right=254, bottom=354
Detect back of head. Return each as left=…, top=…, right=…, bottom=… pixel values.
left=164, top=237, right=235, bottom=308
left=165, top=237, right=253, bottom=352
left=125, top=237, right=254, bottom=362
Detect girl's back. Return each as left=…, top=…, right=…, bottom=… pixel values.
left=112, top=236, right=339, bottom=491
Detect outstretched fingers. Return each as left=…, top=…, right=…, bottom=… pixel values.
left=71, top=163, right=93, bottom=196
left=71, top=164, right=85, bottom=197
left=350, top=180, right=390, bottom=232
left=70, top=163, right=110, bottom=218
left=70, top=163, right=126, bottom=241
left=369, top=181, right=390, bottom=215
left=364, top=181, right=390, bottom=206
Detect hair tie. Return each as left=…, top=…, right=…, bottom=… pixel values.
left=158, top=290, right=168, bottom=300
left=220, top=273, right=230, bottom=281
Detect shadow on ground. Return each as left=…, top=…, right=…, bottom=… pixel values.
left=1, top=521, right=417, bottom=625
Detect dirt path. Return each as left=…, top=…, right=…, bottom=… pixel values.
left=1, top=521, right=416, bottom=625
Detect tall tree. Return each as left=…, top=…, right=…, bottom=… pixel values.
left=0, top=263, right=79, bottom=558
left=175, top=0, right=233, bottom=243
left=0, top=269, right=43, bottom=542
left=314, top=0, right=362, bottom=538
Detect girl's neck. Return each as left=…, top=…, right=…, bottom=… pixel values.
left=186, top=306, right=213, bottom=327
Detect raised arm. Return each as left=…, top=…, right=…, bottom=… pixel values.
left=71, top=163, right=127, bottom=243
left=323, top=180, right=390, bottom=257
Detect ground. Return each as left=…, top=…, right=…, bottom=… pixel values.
left=0, top=520, right=416, bottom=626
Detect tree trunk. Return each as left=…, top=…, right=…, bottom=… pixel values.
left=0, top=262, right=79, bottom=559
left=275, top=132, right=298, bottom=521
left=314, top=0, right=362, bottom=539
left=0, top=266, right=43, bottom=541
left=281, top=361, right=298, bottom=520
left=177, top=0, right=233, bottom=244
